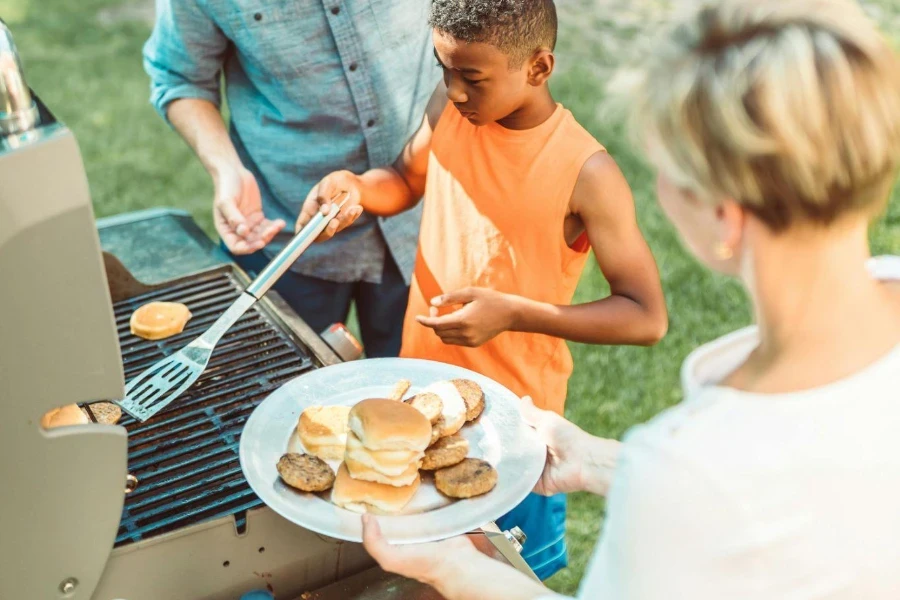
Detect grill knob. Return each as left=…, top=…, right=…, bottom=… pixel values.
left=59, top=577, right=78, bottom=595
left=125, top=473, right=139, bottom=493
left=320, top=323, right=363, bottom=362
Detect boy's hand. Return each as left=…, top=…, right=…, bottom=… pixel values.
left=296, top=170, right=365, bottom=241
left=214, top=165, right=286, bottom=254
left=415, top=287, right=520, bottom=347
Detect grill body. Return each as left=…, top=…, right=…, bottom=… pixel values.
left=93, top=264, right=373, bottom=599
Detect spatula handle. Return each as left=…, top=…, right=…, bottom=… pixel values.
left=245, top=194, right=347, bottom=299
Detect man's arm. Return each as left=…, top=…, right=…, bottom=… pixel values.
left=144, top=0, right=283, bottom=252
left=417, top=152, right=668, bottom=347
left=295, top=82, right=447, bottom=237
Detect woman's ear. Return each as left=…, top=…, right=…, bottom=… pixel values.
left=527, top=50, right=554, bottom=86
left=715, top=200, right=745, bottom=261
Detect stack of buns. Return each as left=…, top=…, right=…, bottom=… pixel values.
left=332, top=399, right=431, bottom=513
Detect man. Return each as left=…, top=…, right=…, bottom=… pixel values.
left=143, top=1, right=440, bottom=357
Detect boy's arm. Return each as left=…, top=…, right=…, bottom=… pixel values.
left=418, top=152, right=668, bottom=346
left=295, top=83, right=447, bottom=238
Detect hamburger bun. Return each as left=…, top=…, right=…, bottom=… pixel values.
left=302, top=442, right=347, bottom=462
left=348, top=399, right=431, bottom=452
left=83, top=401, right=122, bottom=425
left=345, top=432, right=424, bottom=476
left=331, top=463, right=420, bottom=513
left=41, top=404, right=89, bottom=429
left=344, top=455, right=421, bottom=487
left=130, top=302, right=192, bottom=340
left=299, top=405, right=350, bottom=444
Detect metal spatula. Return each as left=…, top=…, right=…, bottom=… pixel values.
left=117, top=193, right=349, bottom=422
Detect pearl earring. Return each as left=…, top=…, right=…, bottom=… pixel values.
left=713, top=242, right=734, bottom=261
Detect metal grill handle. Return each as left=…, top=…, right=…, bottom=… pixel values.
left=246, top=194, right=348, bottom=299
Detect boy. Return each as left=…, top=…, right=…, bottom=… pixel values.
left=298, top=0, right=667, bottom=579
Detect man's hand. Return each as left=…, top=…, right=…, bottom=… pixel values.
left=415, top=288, right=520, bottom=347
left=521, top=396, right=621, bottom=497
left=296, top=170, right=365, bottom=241
left=214, top=165, right=285, bottom=254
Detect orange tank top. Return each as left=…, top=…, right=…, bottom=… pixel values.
left=400, top=103, right=604, bottom=415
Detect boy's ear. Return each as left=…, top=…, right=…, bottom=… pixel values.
left=527, top=50, right=554, bottom=86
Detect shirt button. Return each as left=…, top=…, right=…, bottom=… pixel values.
left=331, top=6, right=340, bottom=15
left=349, top=63, right=358, bottom=72
left=253, top=12, right=262, bottom=21
left=366, top=119, right=376, bottom=127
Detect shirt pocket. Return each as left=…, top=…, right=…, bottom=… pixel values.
left=227, top=3, right=337, bottom=81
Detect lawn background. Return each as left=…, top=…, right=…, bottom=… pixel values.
left=3, top=0, right=899, bottom=595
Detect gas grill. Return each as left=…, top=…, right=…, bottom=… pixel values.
left=0, top=22, right=534, bottom=600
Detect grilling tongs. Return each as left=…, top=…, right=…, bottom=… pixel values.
left=117, top=193, right=351, bottom=422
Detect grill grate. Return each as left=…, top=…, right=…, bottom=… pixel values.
left=110, top=268, right=317, bottom=547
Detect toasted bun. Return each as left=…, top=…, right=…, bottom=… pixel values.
left=345, top=432, right=423, bottom=476
left=303, top=443, right=347, bottom=462
left=41, top=404, right=89, bottom=429
left=298, top=405, right=351, bottom=447
left=344, top=456, right=421, bottom=486
left=130, top=302, right=192, bottom=340
left=83, top=401, right=123, bottom=425
left=348, top=399, right=431, bottom=451
left=331, top=463, right=420, bottom=513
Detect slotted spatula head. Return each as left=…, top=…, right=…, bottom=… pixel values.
left=118, top=341, right=213, bottom=421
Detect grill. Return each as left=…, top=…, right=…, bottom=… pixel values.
left=110, top=266, right=318, bottom=547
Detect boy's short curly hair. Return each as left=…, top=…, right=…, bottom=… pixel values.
left=429, top=0, right=557, bottom=67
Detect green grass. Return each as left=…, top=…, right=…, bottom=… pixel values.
left=6, top=0, right=900, bottom=595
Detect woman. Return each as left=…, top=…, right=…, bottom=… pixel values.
left=361, top=0, right=900, bottom=597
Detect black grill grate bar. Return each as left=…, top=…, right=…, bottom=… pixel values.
left=125, top=465, right=246, bottom=513
left=121, top=321, right=278, bottom=373
left=127, top=448, right=237, bottom=497
left=117, top=297, right=257, bottom=351
left=123, top=354, right=311, bottom=441
left=114, top=275, right=236, bottom=313
left=126, top=361, right=309, bottom=453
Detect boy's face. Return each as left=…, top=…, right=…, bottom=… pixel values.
left=432, top=30, right=536, bottom=127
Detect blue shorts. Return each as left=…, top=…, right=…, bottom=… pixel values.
left=496, top=492, right=568, bottom=580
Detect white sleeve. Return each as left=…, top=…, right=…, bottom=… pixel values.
left=577, top=426, right=753, bottom=600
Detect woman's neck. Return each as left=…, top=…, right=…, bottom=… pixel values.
left=727, top=217, right=900, bottom=393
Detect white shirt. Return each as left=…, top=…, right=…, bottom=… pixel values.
left=547, top=256, right=900, bottom=600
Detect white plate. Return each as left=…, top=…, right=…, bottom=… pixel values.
left=239, top=358, right=546, bottom=544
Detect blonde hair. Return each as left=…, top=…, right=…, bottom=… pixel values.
left=628, top=0, right=900, bottom=229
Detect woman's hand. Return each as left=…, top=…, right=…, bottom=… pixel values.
left=362, top=515, right=552, bottom=600
left=415, top=288, right=521, bottom=347
left=522, top=396, right=621, bottom=497
left=362, top=514, right=480, bottom=586
left=295, top=170, right=365, bottom=240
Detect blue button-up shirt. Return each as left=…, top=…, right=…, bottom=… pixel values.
left=143, top=0, right=440, bottom=284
